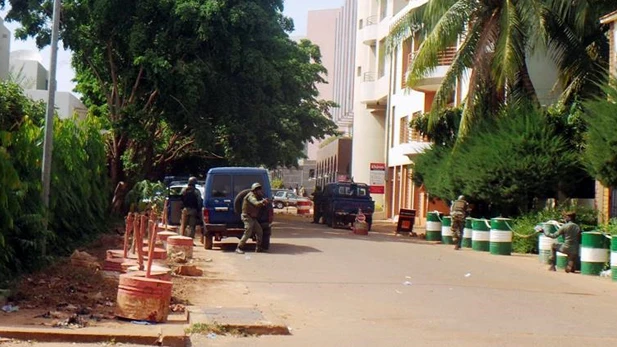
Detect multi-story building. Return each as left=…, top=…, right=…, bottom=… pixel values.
left=353, top=0, right=561, bottom=223
left=0, top=17, right=10, bottom=81
left=25, top=90, right=88, bottom=120
left=316, top=138, right=352, bottom=189
left=331, top=0, right=358, bottom=135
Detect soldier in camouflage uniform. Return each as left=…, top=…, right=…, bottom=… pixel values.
left=181, top=177, right=203, bottom=240
left=236, top=183, right=269, bottom=254
left=451, top=195, right=470, bottom=250
left=542, top=211, right=581, bottom=273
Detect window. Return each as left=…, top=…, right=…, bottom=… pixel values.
left=309, top=169, right=315, bottom=179
left=401, top=37, right=412, bottom=88
left=411, top=111, right=423, bottom=141
left=390, top=106, right=396, bottom=148
left=210, top=175, right=232, bottom=198
left=359, top=19, right=364, bottom=30
left=357, top=66, right=362, bottom=77
left=380, top=0, right=388, bottom=21
left=378, top=39, right=386, bottom=78
left=233, top=175, right=264, bottom=196
left=399, top=116, right=411, bottom=144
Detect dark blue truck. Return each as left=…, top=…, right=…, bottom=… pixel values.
left=202, top=167, right=273, bottom=250
left=321, top=182, right=375, bottom=231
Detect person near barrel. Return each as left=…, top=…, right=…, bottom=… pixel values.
left=236, top=183, right=269, bottom=254
left=451, top=195, right=470, bottom=250
left=181, top=177, right=203, bottom=241
left=310, top=186, right=323, bottom=224
left=540, top=211, right=581, bottom=272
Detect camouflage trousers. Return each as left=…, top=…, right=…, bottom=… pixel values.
left=548, top=242, right=577, bottom=271
left=451, top=213, right=465, bottom=248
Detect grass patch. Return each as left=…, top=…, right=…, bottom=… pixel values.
left=185, top=322, right=254, bottom=337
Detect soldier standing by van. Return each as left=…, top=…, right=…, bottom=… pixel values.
left=236, top=183, right=269, bottom=254
left=181, top=177, right=203, bottom=240
left=451, top=195, right=470, bottom=250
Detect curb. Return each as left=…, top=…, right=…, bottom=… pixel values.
left=0, top=325, right=188, bottom=347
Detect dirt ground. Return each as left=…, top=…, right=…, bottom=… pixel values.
left=0, top=230, right=203, bottom=330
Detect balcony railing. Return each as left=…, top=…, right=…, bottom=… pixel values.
left=408, top=46, right=457, bottom=69
left=363, top=72, right=376, bottom=82
left=366, top=15, right=378, bottom=26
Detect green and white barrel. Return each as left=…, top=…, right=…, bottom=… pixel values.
left=472, top=219, right=490, bottom=252
left=462, top=218, right=473, bottom=248
left=490, top=218, right=513, bottom=256
left=538, top=223, right=558, bottom=264
left=556, top=235, right=568, bottom=269
left=611, top=236, right=617, bottom=282
left=441, top=216, right=453, bottom=244
left=426, top=212, right=442, bottom=242
left=580, top=232, right=610, bottom=276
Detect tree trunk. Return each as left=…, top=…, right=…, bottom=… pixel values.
left=518, top=59, right=539, bottom=106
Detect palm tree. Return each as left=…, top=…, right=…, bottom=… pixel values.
left=390, top=0, right=544, bottom=135
left=389, top=0, right=613, bottom=136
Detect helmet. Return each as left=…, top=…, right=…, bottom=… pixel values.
left=251, top=182, right=262, bottom=191
left=188, top=177, right=198, bottom=186
left=458, top=195, right=465, bottom=200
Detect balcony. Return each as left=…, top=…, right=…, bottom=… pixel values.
left=361, top=15, right=379, bottom=45
left=406, top=47, right=457, bottom=92
left=360, top=72, right=388, bottom=107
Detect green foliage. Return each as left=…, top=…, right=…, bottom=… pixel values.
left=0, top=81, right=109, bottom=283
left=511, top=204, right=598, bottom=254
left=414, top=104, right=581, bottom=216
left=410, top=107, right=461, bottom=147
left=125, top=180, right=167, bottom=212
left=582, top=81, right=617, bottom=188
left=271, top=178, right=285, bottom=189
left=599, top=218, right=617, bottom=236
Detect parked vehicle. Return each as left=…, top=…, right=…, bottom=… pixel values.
left=321, top=182, right=375, bottom=230
left=272, top=189, right=308, bottom=209
left=202, top=167, right=273, bottom=250
left=165, top=182, right=204, bottom=226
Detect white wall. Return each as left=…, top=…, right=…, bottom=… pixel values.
left=25, top=90, right=87, bottom=120
left=9, top=59, right=48, bottom=90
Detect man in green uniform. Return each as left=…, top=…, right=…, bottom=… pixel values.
left=543, top=211, right=581, bottom=272
left=451, top=195, right=470, bottom=250
left=311, top=186, right=323, bottom=224
left=236, top=183, right=269, bottom=254
left=181, top=177, right=203, bottom=240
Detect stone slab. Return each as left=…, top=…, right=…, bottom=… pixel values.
left=187, top=306, right=290, bottom=335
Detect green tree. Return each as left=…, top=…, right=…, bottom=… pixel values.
left=582, top=81, right=617, bottom=188
left=1, top=0, right=338, bottom=211
left=388, top=0, right=612, bottom=135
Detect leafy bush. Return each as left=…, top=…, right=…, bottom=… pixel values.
left=583, top=81, right=617, bottom=187
left=414, top=104, right=582, bottom=217
left=0, top=81, right=110, bottom=283
left=511, top=203, right=598, bottom=254
left=125, top=180, right=167, bottom=212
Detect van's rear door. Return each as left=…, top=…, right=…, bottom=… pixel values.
left=205, top=174, right=234, bottom=224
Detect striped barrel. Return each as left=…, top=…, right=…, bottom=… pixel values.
left=472, top=219, right=490, bottom=252
left=462, top=218, right=473, bottom=248
left=538, top=223, right=557, bottom=264
left=580, top=232, right=609, bottom=276
left=490, top=218, right=513, bottom=255
left=611, top=236, right=617, bottom=281
left=441, top=216, right=453, bottom=244
left=556, top=235, right=567, bottom=269
left=426, top=212, right=442, bottom=242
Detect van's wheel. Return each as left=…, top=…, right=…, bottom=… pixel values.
left=367, top=219, right=373, bottom=231
left=204, top=234, right=213, bottom=250
left=326, top=214, right=333, bottom=227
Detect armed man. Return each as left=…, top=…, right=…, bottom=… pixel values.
left=181, top=177, right=203, bottom=241
left=540, top=211, right=581, bottom=273
left=451, top=195, right=470, bottom=250
left=236, top=183, right=269, bottom=254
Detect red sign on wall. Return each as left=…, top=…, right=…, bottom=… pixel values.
left=369, top=163, right=386, bottom=195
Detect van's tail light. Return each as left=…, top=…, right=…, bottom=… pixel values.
left=203, top=208, right=210, bottom=224
left=268, top=206, right=273, bottom=223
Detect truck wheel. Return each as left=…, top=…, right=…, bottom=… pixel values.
left=326, top=214, right=333, bottom=227
left=367, top=219, right=373, bottom=231
left=262, top=228, right=271, bottom=250
left=204, top=234, right=213, bottom=250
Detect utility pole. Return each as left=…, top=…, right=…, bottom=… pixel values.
left=41, top=0, right=62, bottom=256
left=41, top=0, right=62, bottom=209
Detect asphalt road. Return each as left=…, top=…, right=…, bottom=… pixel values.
left=193, top=216, right=617, bottom=347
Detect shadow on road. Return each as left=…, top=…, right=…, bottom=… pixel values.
left=213, top=241, right=322, bottom=254
left=271, top=220, right=435, bottom=246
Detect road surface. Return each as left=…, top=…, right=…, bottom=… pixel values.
left=192, top=215, right=617, bottom=346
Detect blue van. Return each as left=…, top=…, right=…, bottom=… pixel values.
left=202, top=167, right=273, bottom=250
